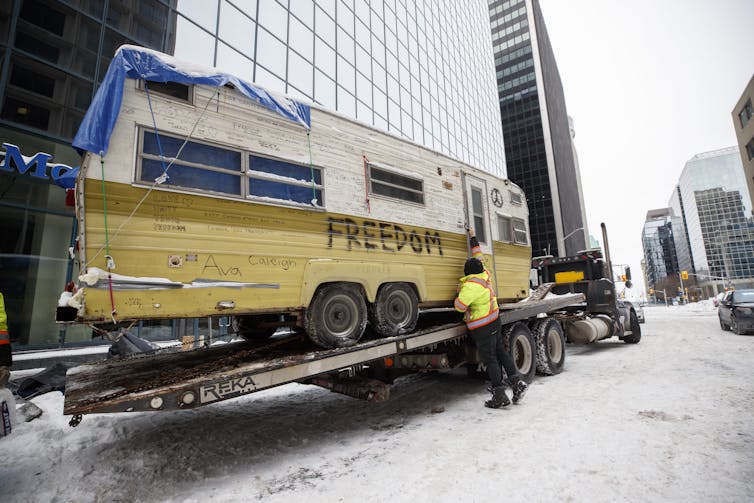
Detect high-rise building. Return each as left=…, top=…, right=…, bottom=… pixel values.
left=670, top=147, right=754, bottom=296
left=732, top=73, right=754, bottom=209
left=0, top=0, right=174, bottom=347
left=2, top=0, right=507, bottom=349
left=488, top=0, right=588, bottom=257
left=641, top=208, right=688, bottom=300
left=169, top=0, right=506, bottom=175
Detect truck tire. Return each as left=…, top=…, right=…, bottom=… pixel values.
left=369, top=282, right=419, bottom=336
left=233, top=315, right=278, bottom=341
left=532, top=318, right=565, bottom=376
left=621, top=310, right=642, bottom=344
left=503, top=322, right=536, bottom=383
left=305, top=283, right=367, bottom=348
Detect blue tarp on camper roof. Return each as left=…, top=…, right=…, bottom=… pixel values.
left=72, top=45, right=311, bottom=157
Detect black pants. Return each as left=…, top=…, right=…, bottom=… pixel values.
left=0, top=344, right=10, bottom=368
left=470, top=320, right=519, bottom=388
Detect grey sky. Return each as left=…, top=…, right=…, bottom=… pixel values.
left=537, top=0, right=754, bottom=292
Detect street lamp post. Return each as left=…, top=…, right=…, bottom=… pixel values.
left=560, top=226, right=585, bottom=256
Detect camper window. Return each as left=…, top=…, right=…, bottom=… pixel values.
left=512, top=217, right=528, bottom=244
left=248, top=155, right=324, bottom=206
left=497, top=214, right=513, bottom=242
left=140, top=80, right=192, bottom=103
left=471, top=186, right=486, bottom=243
left=509, top=190, right=522, bottom=206
left=138, top=129, right=243, bottom=195
left=368, top=164, right=424, bottom=205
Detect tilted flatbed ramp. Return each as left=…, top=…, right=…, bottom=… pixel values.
left=64, top=292, right=583, bottom=416
left=64, top=323, right=468, bottom=415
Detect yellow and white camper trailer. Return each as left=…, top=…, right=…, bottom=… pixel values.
left=61, top=46, right=531, bottom=348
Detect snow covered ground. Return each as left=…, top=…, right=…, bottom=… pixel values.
left=3, top=303, right=753, bottom=502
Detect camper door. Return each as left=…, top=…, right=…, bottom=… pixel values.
left=462, top=173, right=493, bottom=258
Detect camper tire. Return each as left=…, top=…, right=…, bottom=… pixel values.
left=305, top=283, right=367, bottom=349
left=369, top=282, right=419, bottom=337
left=503, top=322, right=536, bottom=383
left=233, top=315, right=278, bottom=340
left=532, top=318, right=565, bottom=376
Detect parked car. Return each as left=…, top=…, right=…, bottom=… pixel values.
left=718, top=289, right=754, bottom=334
left=622, top=300, right=645, bottom=323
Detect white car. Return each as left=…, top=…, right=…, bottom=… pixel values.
left=622, top=300, right=645, bottom=323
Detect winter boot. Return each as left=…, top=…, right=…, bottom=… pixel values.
left=484, top=386, right=511, bottom=409
left=511, top=379, right=528, bottom=404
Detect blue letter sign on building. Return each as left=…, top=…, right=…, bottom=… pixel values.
left=0, top=143, right=79, bottom=188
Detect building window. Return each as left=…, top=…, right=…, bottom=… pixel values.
left=248, top=155, right=324, bottom=207
left=746, top=137, right=754, bottom=161
left=138, top=129, right=243, bottom=196
left=368, top=163, right=424, bottom=205
left=471, top=186, right=487, bottom=243
left=497, top=214, right=512, bottom=242
left=141, top=80, right=193, bottom=103
left=740, top=99, right=753, bottom=129
left=509, top=190, right=522, bottom=205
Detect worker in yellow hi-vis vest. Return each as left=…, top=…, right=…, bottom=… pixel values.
left=454, top=228, right=527, bottom=409
left=0, top=292, right=10, bottom=373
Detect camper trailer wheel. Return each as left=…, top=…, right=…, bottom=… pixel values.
left=369, top=283, right=419, bottom=336
left=233, top=315, right=278, bottom=340
left=532, top=318, right=565, bottom=375
left=503, top=322, right=536, bottom=383
left=305, top=283, right=367, bottom=348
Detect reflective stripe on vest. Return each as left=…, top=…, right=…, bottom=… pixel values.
left=464, top=276, right=499, bottom=330
left=0, top=332, right=8, bottom=344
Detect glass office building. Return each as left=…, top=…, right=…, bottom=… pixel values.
left=670, top=147, right=754, bottom=295
left=641, top=208, right=691, bottom=301
left=1, top=0, right=506, bottom=349
left=0, top=0, right=175, bottom=348
left=170, top=0, right=505, bottom=174
left=488, top=0, right=588, bottom=257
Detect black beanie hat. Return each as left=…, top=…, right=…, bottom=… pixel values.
left=464, top=258, right=484, bottom=275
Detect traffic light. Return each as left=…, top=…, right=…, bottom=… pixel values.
left=625, top=266, right=632, bottom=280
left=681, top=270, right=689, bottom=280
left=649, top=288, right=654, bottom=294
left=621, top=275, right=627, bottom=281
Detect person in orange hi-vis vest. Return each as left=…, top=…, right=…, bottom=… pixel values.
left=454, top=228, right=528, bottom=408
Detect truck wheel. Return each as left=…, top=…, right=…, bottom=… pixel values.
left=503, top=322, right=536, bottom=383
left=233, top=315, right=278, bottom=341
left=622, top=310, right=642, bottom=344
left=533, top=318, right=565, bottom=376
left=369, top=282, right=419, bottom=336
left=305, top=283, right=367, bottom=348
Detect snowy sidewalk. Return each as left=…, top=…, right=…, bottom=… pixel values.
left=2, top=304, right=753, bottom=502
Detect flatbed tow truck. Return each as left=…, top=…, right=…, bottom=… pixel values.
left=64, top=286, right=583, bottom=424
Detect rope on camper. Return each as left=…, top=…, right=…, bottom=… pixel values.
left=144, top=81, right=169, bottom=181
left=306, top=131, right=318, bottom=206
left=362, top=155, right=371, bottom=213
left=99, top=155, right=117, bottom=322
left=84, top=87, right=220, bottom=269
